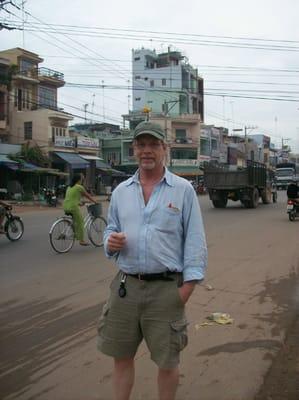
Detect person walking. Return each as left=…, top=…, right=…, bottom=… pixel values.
left=63, top=173, right=97, bottom=246
left=97, top=121, right=208, bottom=400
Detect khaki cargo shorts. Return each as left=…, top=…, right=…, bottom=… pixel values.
left=97, top=271, right=188, bottom=369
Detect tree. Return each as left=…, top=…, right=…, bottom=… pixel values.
left=9, top=142, right=50, bottom=167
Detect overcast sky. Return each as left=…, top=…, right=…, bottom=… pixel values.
left=1, top=0, right=299, bottom=151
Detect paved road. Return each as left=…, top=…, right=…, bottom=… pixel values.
left=0, top=193, right=298, bottom=400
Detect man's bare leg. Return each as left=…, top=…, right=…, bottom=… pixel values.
left=158, top=367, right=179, bottom=400
left=113, top=358, right=135, bottom=400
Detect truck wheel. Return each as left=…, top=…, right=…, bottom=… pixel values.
left=248, top=188, right=259, bottom=208
left=261, top=188, right=272, bottom=204
left=212, top=194, right=228, bottom=208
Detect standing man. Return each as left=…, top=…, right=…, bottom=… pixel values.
left=98, top=121, right=207, bottom=400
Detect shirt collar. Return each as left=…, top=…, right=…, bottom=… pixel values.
left=125, top=167, right=174, bottom=187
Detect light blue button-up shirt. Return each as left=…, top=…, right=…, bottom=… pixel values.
left=103, top=168, right=207, bottom=282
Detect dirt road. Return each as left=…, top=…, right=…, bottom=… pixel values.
left=0, top=192, right=298, bottom=399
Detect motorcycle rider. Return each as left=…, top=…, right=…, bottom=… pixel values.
left=287, top=178, right=299, bottom=202
left=0, top=200, right=10, bottom=234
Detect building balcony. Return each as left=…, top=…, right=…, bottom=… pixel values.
left=36, top=67, right=65, bottom=87
left=15, top=67, right=65, bottom=87
left=14, top=69, right=39, bottom=83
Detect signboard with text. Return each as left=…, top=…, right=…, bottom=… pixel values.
left=54, top=137, right=75, bottom=148
left=172, top=159, right=199, bottom=166
left=77, top=137, right=99, bottom=149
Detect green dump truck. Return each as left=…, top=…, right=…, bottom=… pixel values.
left=204, top=161, right=277, bottom=208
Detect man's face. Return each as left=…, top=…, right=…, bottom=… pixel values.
left=133, top=134, right=167, bottom=171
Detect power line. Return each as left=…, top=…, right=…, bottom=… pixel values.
left=4, top=20, right=299, bottom=52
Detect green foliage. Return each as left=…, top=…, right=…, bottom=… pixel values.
left=0, top=64, right=18, bottom=89
left=9, top=142, right=50, bottom=167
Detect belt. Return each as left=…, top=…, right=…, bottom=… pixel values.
left=126, top=271, right=181, bottom=281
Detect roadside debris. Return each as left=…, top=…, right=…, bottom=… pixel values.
left=207, top=312, right=234, bottom=324
left=205, top=284, right=214, bottom=291
left=195, top=312, right=234, bottom=330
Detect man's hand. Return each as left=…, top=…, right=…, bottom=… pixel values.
left=107, top=232, right=127, bottom=252
left=178, top=281, right=197, bottom=304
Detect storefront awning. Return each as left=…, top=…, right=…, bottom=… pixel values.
left=96, top=160, right=113, bottom=170
left=19, top=162, right=68, bottom=176
left=81, top=155, right=103, bottom=161
left=53, top=152, right=89, bottom=169
left=0, top=154, right=19, bottom=170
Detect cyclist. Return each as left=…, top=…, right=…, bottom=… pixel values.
left=63, top=174, right=97, bottom=246
left=0, top=200, right=10, bottom=234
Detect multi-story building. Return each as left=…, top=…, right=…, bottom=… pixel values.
left=0, top=48, right=73, bottom=150
left=132, top=48, right=204, bottom=120
left=0, top=57, right=10, bottom=140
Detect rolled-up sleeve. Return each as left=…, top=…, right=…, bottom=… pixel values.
left=182, top=187, right=208, bottom=282
left=103, top=193, right=120, bottom=258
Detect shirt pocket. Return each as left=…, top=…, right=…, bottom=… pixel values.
left=153, top=207, right=182, bottom=233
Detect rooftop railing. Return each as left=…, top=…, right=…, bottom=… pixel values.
left=37, top=67, right=64, bottom=81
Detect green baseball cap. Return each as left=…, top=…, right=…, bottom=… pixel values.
left=133, top=121, right=165, bottom=141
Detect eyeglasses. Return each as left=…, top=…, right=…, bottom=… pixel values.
left=134, top=142, right=163, bottom=150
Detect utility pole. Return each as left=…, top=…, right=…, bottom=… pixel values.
left=83, top=103, right=88, bottom=123
left=101, top=80, right=105, bottom=121
left=90, top=94, right=95, bottom=124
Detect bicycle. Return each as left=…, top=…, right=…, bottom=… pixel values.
left=49, top=203, right=107, bottom=253
left=1, top=204, right=24, bottom=241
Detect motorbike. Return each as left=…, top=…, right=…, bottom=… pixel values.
left=2, top=205, right=24, bottom=241
left=43, top=188, right=58, bottom=207
left=287, top=199, right=299, bottom=221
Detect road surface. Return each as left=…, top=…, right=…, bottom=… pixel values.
left=0, top=192, right=298, bottom=400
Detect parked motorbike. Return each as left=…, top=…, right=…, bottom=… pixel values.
left=287, top=199, right=299, bottom=221
left=43, top=188, right=58, bottom=207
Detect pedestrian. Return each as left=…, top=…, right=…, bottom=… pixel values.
left=63, top=173, right=97, bottom=246
left=111, top=179, right=118, bottom=193
left=97, top=121, right=208, bottom=400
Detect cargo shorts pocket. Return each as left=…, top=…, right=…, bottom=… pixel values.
left=97, top=302, right=109, bottom=336
left=170, top=318, right=188, bottom=351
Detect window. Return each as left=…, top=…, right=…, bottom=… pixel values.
left=15, top=88, right=30, bottom=110
left=20, top=59, right=35, bottom=73
left=171, top=148, right=197, bottom=159
left=134, top=57, right=140, bottom=61
left=24, top=121, right=32, bottom=140
left=175, top=129, right=187, bottom=140
left=38, top=86, right=56, bottom=109
left=162, top=78, right=166, bottom=86
left=135, top=75, right=141, bottom=79
left=135, top=97, right=141, bottom=101
left=200, top=137, right=210, bottom=156
left=52, top=127, right=55, bottom=142
left=150, top=80, right=154, bottom=87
